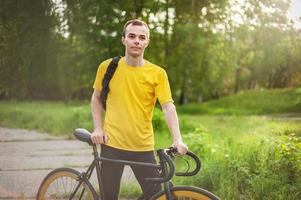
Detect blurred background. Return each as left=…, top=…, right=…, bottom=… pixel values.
left=0, top=0, right=301, bottom=199
left=1, top=0, right=301, bottom=102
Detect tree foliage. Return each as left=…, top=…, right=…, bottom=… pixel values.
left=1, top=0, right=301, bottom=103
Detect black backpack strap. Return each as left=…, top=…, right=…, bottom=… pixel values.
left=100, top=56, right=122, bottom=110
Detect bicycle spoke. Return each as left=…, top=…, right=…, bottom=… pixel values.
left=65, top=176, right=68, bottom=196
left=59, top=176, right=64, bottom=197
left=70, top=178, right=77, bottom=197
left=55, top=178, right=60, bottom=194
left=43, top=175, right=80, bottom=199
left=62, top=176, right=67, bottom=195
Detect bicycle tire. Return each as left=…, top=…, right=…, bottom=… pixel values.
left=150, top=186, right=220, bottom=200
left=36, top=168, right=98, bottom=200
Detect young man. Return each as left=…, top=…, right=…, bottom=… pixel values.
left=91, top=19, right=188, bottom=200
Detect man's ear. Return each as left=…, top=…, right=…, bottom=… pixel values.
left=121, top=36, right=125, bottom=45
left=146, top=38, right=150, bottom=48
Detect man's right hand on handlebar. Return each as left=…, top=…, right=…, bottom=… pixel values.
left=91, top=128, right=109, bottom=144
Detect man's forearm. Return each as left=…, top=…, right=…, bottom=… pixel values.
left=91, top=93, right=103, bottom=130
left=162, top=103, right=182, bottom=143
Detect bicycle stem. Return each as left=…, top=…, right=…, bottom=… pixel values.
left=145, top=149, right=175, bottom=183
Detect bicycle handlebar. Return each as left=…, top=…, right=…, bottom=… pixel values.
left=74, top=128, right=201, bottom=183
left=146, top=147, right=202, bottom=183
left=167, top=147, right=201, bottom=177
left=175, top=151, right=201, bottom=176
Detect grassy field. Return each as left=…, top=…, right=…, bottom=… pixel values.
left=178, top=114, right=301, bottom=199
left=0, top=101, right=92, bottom=137
left=0, top=88, right=300, bottom=199
left=177, top=88, right=301, bottom=115
left=176, top=89, right=301, bottom=199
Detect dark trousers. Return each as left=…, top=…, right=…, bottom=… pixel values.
left=100, top=145, right=161, bottom=200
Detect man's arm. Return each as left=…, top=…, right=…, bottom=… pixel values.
left=90, top=89, right=108, bottom=144
left=161, top=102, right=188, bottom=155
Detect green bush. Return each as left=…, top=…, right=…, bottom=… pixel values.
left=152, top=108, right=166, bottom=133
left=179, top=126, right=301, bottom=200
left=152, top=107, right=195, bottom=135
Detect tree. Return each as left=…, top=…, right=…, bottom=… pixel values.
left=0, top=0, right=62, bottom=99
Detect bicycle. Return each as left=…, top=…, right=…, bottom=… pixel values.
left=37, top=128, right=220, bottom=200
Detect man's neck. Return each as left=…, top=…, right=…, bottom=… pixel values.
left=124, top=54, right=145, bottom=67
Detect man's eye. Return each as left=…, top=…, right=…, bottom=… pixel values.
left=129, top=35, right=135, bottom=38
left=140, top=36, right=146, bottom=40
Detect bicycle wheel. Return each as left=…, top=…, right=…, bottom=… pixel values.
left=37, top=168, right=98, bottom=200
left=150, top=186, right=220, bottom=200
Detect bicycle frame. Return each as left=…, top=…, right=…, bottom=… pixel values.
left=72, top=145, right=175, bottom=200
left=72, top=128, right=201, bottom=200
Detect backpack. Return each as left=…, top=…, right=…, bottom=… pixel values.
left=100, top=56, right=122, bottom=110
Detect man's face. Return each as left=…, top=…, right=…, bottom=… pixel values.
left=122, top=24, right=149, bottom=58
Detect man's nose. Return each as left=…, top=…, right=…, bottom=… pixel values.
left=134, top=38, right=139, bottom=45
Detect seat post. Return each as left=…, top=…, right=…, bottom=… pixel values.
left=92, top=144, right=98, bottom=159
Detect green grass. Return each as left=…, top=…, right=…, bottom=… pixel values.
left=0, top=88, right=300, bottom=199
left=176, top=114, right=301, bottom=199
left=0, top=88, right=299, bottom=136
left=0, top=100, right=92, bottom=136
left=177, top=88, right=301, bottom=115
left=119, top=182, right=141, bottom=198
left=180, top=114, right=301, bottom=139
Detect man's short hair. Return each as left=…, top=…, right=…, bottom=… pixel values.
left=122, top=19, right=149, bottom=38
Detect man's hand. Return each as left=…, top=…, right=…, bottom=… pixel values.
left=91, top=128, right=109, bottom=144
left=172, top=140, right=188, bottom=155
left=161, top=102, right=188, bottom=155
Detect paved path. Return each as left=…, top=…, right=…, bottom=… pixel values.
left=0, top=127, right=136, bottom=199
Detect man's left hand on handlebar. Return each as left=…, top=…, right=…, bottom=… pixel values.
left=172, top=140, right=188, bottom=155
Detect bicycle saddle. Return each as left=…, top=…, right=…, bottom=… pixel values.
left=74, top=128, right=93, bottom=145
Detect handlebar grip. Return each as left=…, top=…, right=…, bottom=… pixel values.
left=146, top=149, right=175, bottom=183
left=175, top=151, right=201, bottom=176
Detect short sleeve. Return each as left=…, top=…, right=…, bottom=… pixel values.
left=93, top=59, right=112, bottom=91
left=155, top=70, right=174, bottom=105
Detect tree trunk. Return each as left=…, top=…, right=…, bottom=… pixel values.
left=234, top=68, right=240, bottom=93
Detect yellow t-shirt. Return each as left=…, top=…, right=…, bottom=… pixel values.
left=93, top=57, right=174, bottom=151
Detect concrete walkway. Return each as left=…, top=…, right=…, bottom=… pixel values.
left=0, top=127, right=136, bottom=199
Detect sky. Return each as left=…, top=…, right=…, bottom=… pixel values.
left=288, top=0, right=301, bottom=29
